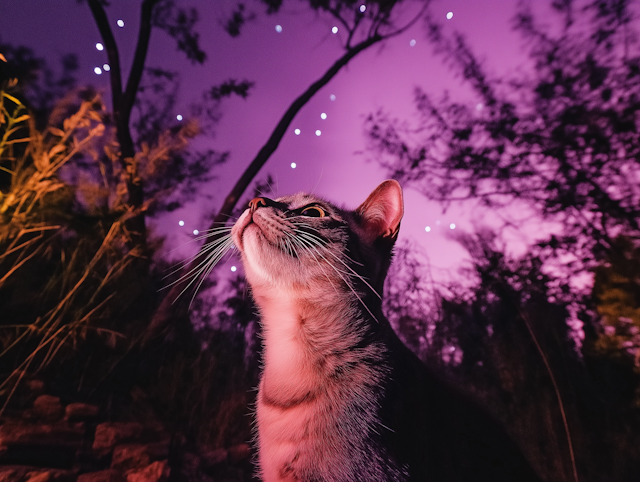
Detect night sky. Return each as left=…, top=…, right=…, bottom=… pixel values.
left=0, top=0, right=553, bottom=283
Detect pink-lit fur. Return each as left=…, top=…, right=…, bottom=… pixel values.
left=229, top=182, right=543, bottom=482
left=231, top=182, right=405, bottom=481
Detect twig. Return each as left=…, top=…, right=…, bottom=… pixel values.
left=518, top=308, right=579, bottom=482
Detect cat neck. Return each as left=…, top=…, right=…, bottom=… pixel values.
left=252, top=283, right=377, bottom=407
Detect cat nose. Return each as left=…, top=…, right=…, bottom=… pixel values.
left=249, top=197, right=267, bottom=213
left=249, top=197, right=288, bottom=213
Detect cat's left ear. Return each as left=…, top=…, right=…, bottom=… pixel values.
left=356, top=180, right=404, bottom=242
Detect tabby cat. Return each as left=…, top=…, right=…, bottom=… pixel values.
left=230, top=180, right=540, bottom=482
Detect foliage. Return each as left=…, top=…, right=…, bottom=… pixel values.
left=385, top=230, right=640, bottom=481
left=151, top=0, right=206, bottom=64
left=0, top=39, right=78, bottom=128
left=367, top=0, right=640, bottom=274
left=367, top=3, right=640, bottom=478
left=0, top=77, right=198, bottom=401
left=383, top=239, right=440, bottom=356
left=592, top=235, right=640, bottom=371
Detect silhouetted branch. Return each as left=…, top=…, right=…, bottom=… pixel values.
left=146, top=1, right=431, bottom=343
left=122, top=0, right=162, bottom=141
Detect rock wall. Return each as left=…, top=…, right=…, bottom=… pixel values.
left=0, top=393, right=255, bottom=482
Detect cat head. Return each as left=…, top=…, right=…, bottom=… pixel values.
left=231, top=180, right=403, bottom=304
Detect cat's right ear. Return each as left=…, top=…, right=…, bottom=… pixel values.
left=356, top=180, right=404, bottom=243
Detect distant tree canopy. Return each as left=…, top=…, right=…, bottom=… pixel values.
left=367, top=0, right=640, bottom=273
left=370, top=3, right=640, bottom=479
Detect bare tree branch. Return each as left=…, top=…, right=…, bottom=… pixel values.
left=122, top=0, right=162, bottom=144
left=87, top=0, right=123, bottom=118
left=145, top=1, right=432, bottom=343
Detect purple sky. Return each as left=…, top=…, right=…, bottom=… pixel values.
left=1, top=0, right=554, bottom=284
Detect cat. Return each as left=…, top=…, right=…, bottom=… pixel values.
left=230, top=180, right=541, bottom=482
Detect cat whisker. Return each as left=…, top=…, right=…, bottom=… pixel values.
left=285, top=233, right=340, bottom=296
left=291, top=223, right=365, bottom=268
left=191, top=226, right=234, bottom=243
left=164, top=226, right=234, bottom=257
left=163, top=234, right=236, bottom=306
left=294, top=230, right=381, bottom=300
left=188, top=240, right=236, bottom=306
left=180, top=238, right=236, bottom=306
left=164, top=234, right=235, bottom=279
left=293, top=235, right=378, bottom=323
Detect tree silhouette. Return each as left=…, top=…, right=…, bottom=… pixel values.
left=367, top=2, right=640, bottom=479
left=367, top=0, right=640, bottom=276
left=147, top=0, right=432, bottom=343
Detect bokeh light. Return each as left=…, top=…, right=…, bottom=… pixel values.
left=320, top=112, right=327, bottom=119
left=294, top=128, right=301, bottom=135
left=176, top=114, right=183, bottom=121
left=446, top=12, right=453, bottom=20
left=330, top=94, right=336, bottom=101
left=291, top=162, right=297, bottom=169
left=193, top=229, right=199, bottom=235
left=410, top=39, right=416, bottom=47
left=96, top=43, right=104, bottom=51
left=275, top=25, right=282, bottom=33
left=117, top=19, right=124, bottom=27
left=315, top=130, right=321, bottom=136
left=425, top=226, right=431, bottom=232
left=332, top=26, right=338, bottom=34
left=103, top=64, right=110, bottom=71
left=450, top=223, right=456, bottom=229
left=178, top=220, right=184, bottom=226
left=231, top=266, right=237, bottom=272
left=94, top=67, right=102, bottom=75
left=359, top=5, right=366, bottom=13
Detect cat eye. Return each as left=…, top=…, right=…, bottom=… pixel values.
left=301, top=206, right=325, bottom=217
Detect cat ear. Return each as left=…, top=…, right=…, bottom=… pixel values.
left=356, top=180, right=404, bottom=242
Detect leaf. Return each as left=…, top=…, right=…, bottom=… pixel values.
left=48, top=144, right=66, bottom=157
left=48, top=127, right=65, bottom=138
left=2, top=93, right=22, bottom=106
left=88, top=110, right=102, bottom=122
left=12, top=115, right=30, bottom=124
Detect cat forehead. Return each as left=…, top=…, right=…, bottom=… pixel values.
left=275, top=193, right=340, bottom=211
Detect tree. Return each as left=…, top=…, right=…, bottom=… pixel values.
left=367, top=0, right=640, bottom=277
left=365, top=1, right=640, bottom=479
left=147, top=0, right=432, bottom=342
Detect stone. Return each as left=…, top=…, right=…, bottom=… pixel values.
left=125, top=460, right=169, bottom=482
left=111, top=444, right=150, bottom=471
left=25, top=472, right=52, bottom=482
left=93, top=423, right=143, bottom=452
left=32, top=395, right=63, bottom=422
left=0, top=466, right=75, bottom=482
left=0, top=421, right=85, bottom=446
left=199, top=448, right=227, bottom=468
left=77, top=470, right=127, bottom=482
left=64, top=403, right=100, bottom=422
left=0, top=421, right=83, bottom=468
left=110, top=443, right=167, bottom=471
left=227, top=443, right=251, bottom=464
left=25, top=379, right=45, bottom=395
